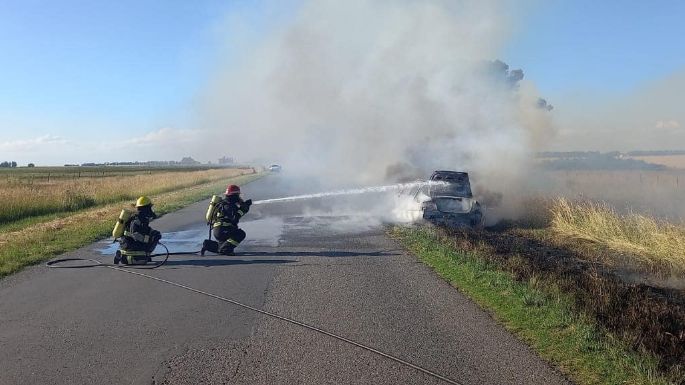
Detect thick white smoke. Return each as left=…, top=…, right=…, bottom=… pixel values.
left=199, top=0, right=553, bottom=194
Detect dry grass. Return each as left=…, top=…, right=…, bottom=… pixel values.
left=550, top=197, right=685, bottom=275
left=631, top=155, right=685, bottom=169
left=540, top=170, right=685, bottom=221
left=0, top=168, right=250, bottom=224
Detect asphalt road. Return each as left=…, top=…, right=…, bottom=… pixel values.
left=0, top=175, right=571, bottom=385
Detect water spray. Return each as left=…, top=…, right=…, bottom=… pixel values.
left=252, top=181, right=446, bottom=205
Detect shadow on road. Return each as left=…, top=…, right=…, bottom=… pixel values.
left=162, top=258, right=294, bottom=267
left=157, top=250, right=398, bottom=269
left=237, top=250, right=400, bottom=258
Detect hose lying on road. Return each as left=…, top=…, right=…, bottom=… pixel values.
left=45, top=244, right=463, bottom=385
left=46, top=242, right=198, bottom=270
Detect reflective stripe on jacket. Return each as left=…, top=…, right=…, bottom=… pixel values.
left=124, top=214, right=154, bottom=243
left=213, top=199, right=244, bottom=227
left=123, top=230, right=150, bottom=243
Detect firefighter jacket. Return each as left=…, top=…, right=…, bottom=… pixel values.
left=213, top=199, right=247, bottom=228
left=121, top=211, right=160, bottom=251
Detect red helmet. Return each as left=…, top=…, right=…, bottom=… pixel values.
left=225, top=184, right=241, bottom=196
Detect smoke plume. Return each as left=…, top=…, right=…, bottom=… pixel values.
left=199, top=0, right=554, bottom=195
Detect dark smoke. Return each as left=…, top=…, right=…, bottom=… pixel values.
left=537, top=98, right=554, bottom=111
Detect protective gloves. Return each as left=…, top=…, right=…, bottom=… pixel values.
left=240, top=199, right=252, bottom=213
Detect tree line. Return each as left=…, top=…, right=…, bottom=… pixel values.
left=0, top=161, right=34, bottom=168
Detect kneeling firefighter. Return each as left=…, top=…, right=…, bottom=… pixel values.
left=203, top=184, right=252, bottom=256
left=113, top=196, right=162, bottom=265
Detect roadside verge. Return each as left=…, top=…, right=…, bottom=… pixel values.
left=391, top=225, right=679, bottom=385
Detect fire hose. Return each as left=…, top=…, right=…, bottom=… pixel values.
left=45, top=243, right=463, bottom=385
left=46, top=242, right=197, bottom=270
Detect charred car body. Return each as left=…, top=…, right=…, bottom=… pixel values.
left=415, top=171, right=484, bottom=228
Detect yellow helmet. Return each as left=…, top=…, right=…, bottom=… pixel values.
left=135, top=196, right=152, bottom=207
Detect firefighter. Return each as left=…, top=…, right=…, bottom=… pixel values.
left=207, top=184, right=252, bottom=256
left=114, top=196, right=162, bottom=265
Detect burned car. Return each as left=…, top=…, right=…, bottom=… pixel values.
left=418, top=171, right=484, bottom=228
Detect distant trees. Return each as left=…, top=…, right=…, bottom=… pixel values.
left=0, top=161, right=17, bottom=168
left=27, top=163, right=35, bottom=168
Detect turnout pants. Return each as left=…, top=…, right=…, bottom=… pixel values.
left=212, top=225, right=246, bottom=255
left=119, top=231, right=161, bottom=264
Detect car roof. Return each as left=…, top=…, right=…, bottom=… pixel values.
left=430, top=171, right=469, bottom=181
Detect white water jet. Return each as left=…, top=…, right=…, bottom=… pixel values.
left=252, top=181, right=446, bottom=205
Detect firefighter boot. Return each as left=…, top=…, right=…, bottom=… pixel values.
left=201, top=239, right=219, bottom=256
left=218, top=241, right=236, bottom=256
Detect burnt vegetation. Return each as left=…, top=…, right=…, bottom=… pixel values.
left=439, top=223, right=685, bottom=379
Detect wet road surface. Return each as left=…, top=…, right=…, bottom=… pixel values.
left=0, top=176, right=571, bottom=385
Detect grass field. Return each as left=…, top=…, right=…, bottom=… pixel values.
left=0, top=165, right=223, bottom=179
left=527, top=169, right=685, bottom=221
left=0, top=167, right=253, bottom=225
left=630, top=155, right=685, bottom=169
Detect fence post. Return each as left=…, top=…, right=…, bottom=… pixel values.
left=47, top=173, right=50, bottom=183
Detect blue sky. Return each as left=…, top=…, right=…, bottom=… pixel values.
left=504, top=0, right=685, bottom=99
left=0, top=1, right=295, bottom=138
left=0, top=0, right=683, bottom=163
left=1, top=0, right=247, bottom=138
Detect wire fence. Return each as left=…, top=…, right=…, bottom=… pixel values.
left=0, top=166, right=255, bottom=185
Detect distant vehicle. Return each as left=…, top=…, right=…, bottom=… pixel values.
left=417, top=171, right=484, bottom=228
left=268, top=164, right=282, bottom=172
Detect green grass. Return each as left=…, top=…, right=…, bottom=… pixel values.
left=0, top=173, right=263, bottom=278
left=391, top=226, right=677, bottom=385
